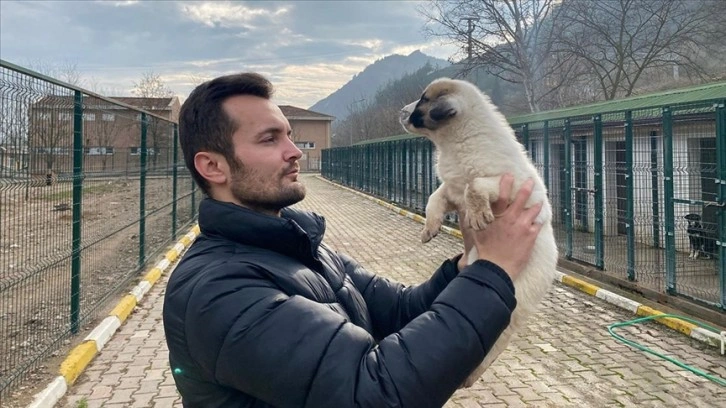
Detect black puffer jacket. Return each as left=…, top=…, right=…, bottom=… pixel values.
left=163, top=198, right=517, bottom=408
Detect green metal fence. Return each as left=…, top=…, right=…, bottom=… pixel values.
left=0, top=60, right=199, bottom=398
left=322, top=93, right=726, bottom=312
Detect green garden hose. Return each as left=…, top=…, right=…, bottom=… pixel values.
left=608, top=314, right=726, bottom=387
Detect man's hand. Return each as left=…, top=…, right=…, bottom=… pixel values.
left=457, top=174, right=543, bottom=281
left=457, top=173, right=515, bottom=271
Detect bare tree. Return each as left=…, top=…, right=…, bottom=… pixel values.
left=0, top=98, right=31, bottom=176
left=421, top=0, right=572, bottom=112
left=132, top=72, right=175, bottom=169
left=92, top=109, right=126, bottom=172
left=27, top=59, right=84, bottom=87
left=18, top=61, right=85, bottom=183
left=28, top=99, right=73, bottom=176
left=132, top=72, right=175, bottom=99
left=187, top=73, right=212, bottom=87
left=557, top=0, right=726, bottom=100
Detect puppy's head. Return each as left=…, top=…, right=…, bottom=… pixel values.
left=685, top=213, right=702, bottom=227
left=399, top=78, right=479, bottom=138
left=685, top=213, right=702, bottom=221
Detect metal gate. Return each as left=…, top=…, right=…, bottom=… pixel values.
left=667, top=101, right=726, bottom=308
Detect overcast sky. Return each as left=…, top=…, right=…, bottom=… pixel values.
left=0, top=0, right=458, bottom=108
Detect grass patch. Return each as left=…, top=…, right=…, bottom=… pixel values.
left=76, top=398, right=89, bottom=408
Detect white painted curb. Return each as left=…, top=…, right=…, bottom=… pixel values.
left=83, top=316, right=122, bottom=351
left=26, top=376, right=67, bottom=408
left=25, top=225, right=200, bottom=408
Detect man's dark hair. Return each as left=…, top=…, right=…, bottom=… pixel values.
left=178, top=73, right=274, bottom=195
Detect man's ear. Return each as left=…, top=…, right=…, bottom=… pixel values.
left=194, top=152, right=229, bottom=186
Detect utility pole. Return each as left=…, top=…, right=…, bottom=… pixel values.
left=461, top=16, right=479, bottom=62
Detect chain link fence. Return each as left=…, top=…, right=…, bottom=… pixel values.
left=322, top=85, right=726, bottom=312
left=0, top=60, right=199, bottom=399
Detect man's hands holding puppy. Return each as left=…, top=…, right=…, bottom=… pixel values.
left=457, top=174, right=543, bottom=281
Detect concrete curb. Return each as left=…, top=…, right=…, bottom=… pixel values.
left=316, top=176, right=725, bottom=351
left=26, top=225, right=201, bottom=408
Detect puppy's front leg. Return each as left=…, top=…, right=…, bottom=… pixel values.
left=422, top=183, right=454, bottom=243
left=465, top=176, right=501, bottom=231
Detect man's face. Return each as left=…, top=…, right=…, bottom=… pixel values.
left=222, top=95, right=305, bottom=214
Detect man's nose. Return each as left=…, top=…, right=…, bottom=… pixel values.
left=285, top=138, right=303, bottom=160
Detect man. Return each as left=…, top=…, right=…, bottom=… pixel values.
left=163, top=73, right=543, bottom=408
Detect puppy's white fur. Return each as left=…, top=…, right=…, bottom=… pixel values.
left=400, top=78, right=558, bottom=387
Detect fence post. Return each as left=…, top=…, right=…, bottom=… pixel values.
left=70, top=90, right=84, bottom=334
left=350, top=146, right=355, bottom=188
left=543, top=121, right=550, bottom=192
left=715, top=100, right=726, bottom=308
left=408, top=140, right=414, bottom=208
left=388, top=144, right=393, bottom=200
left=650, top=131, right=661, bottom=248
left=400, top=140, right=406, bottom=205
left=662, top=107, right=676, bottom=294
left=172, top=124, right=178, bottom=240
left=564, top=119, right=573, bottom=259
left=625, top=111, right=636, bottom=281
left=521, top=124, right=529, bottom=151
left=594, top=114, right=604, bottom=269
left=384, top=145, right=388, bottom=197
left=139, top=113, right=147, bottom=268
left=321, top=149, right=325, bottom=177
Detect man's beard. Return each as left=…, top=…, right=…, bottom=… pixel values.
left=229, top=158, right=306, bottom=213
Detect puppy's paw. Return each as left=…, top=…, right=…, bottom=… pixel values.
left=466, top=208, right=494, bottom=230
left=421, top=226, right=440, bottom=243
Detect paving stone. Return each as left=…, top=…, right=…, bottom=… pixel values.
left=59, top=175, right=726, bottom=408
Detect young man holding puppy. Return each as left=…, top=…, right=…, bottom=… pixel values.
left=163, top=72, right=543, bottom=408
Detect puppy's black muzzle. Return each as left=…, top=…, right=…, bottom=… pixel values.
left=408, top=109, right=424, bottom=128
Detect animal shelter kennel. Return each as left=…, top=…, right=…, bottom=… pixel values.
left=322, top=82, right=726, bottom=311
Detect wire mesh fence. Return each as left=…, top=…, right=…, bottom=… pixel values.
left=322, top=92, right=726, bottom=312
left=0, top=60, right=198, bottom=399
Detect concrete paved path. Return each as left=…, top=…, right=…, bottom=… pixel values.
left=61, top=175, right=726, bottom=407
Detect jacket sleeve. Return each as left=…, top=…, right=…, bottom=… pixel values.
left=340, top=252, right=463, bottom=339
left=185, top=260, right=516, bottom=408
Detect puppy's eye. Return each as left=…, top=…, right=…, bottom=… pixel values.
left=420, top=95, right=429, bottom=103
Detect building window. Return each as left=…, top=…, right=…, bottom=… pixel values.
left=85, top=146, right=114, bottom=155
left=36, top=147, right=70, bottom=155
left=295, top=141, right=315, bottom=150
left=102, top=113, right=115, bottom=122
left=83, top=113, right=96, bottom=121
left=130, top=147, right=156, bottom=156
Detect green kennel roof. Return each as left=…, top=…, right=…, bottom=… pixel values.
left=507, top=81, right=726, bottom=125
left=354, top=81, right=726, bottom=145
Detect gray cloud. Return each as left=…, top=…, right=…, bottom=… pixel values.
left=0, top=0, right=457, bottom=107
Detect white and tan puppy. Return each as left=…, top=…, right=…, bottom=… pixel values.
left=399, top=78, right=558, bottom=387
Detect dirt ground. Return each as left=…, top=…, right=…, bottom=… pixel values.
left=0, top=175, right=195, bottom=405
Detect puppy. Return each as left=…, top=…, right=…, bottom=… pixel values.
left=685, top=213, right=704, bottom=259
left=399, top=78, right=558, bottom=387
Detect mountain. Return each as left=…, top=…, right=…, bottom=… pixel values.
left=309, top=50, right=449, bottom=121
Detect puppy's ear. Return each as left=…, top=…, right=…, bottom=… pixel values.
left=429, top=98, right=457, bottom=121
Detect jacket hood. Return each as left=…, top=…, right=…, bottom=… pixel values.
left=198, top=198, right=326, bottom=263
